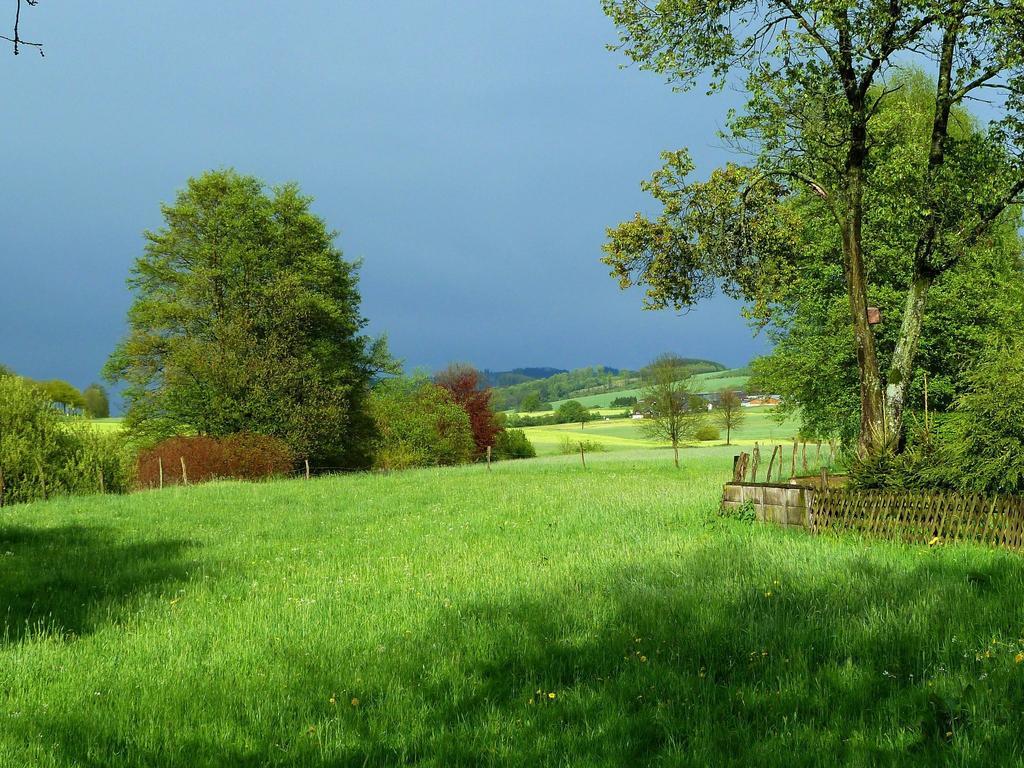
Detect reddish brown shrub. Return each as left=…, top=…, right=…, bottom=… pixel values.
left=137, top=434, right=295, bottom=488
left=435, top=364, right=503, bottom=457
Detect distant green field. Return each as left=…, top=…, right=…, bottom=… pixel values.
left=2, top=446, right=1023, bottom=763
left=88, top=418, right=124, bottom=432
left=547, top=368, right=752, bottom=410
left=522, top=406, right=802, bottom=456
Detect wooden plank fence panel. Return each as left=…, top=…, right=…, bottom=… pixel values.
left=810, top=488, right=1024, bottom=554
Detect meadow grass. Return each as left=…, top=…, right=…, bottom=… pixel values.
left=522, top=407, right=803, bottom=456
left=2, top=449, right=1024, bottom=765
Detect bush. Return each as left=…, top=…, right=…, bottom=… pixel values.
left=851, top=339, right=1024, bottom=495
left=695, top=425, right=721, bottom=441
left=370, top=376, right=475, bottom=470
left=0, top=376, right=134, bottom=505
left=558, top=436, right=607, bottom=454
left=494, top=429, right=536, bottom=460
left=611, top=396, right=638, bottom=407
left=136, top=434, right=294, bottom=488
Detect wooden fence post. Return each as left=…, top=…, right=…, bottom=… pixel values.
left=790, top=440, right=797, bottom=479
left=486, top=445, right=492, bottom=470
left=305, top=459, right=311, bottom=480
left=766, top=445, right=778, bottom=483
left=579, top=443, right=586, bottom=469
left=180, top=456, right=188, bottom=486
left=733, top=452, right=750, bottom=483
left=801, top=441, right=808, bottom=474
left=751, top=442, right=761, bottom=482
left=158, top=457, right=164, bottom=490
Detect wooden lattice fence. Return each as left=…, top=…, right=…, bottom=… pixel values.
left=810, top=489, right=1024, bottom=550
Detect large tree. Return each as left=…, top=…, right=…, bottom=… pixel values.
left=105, top=170, right=386, bottom=467
left=602, top=1, right=1024, bottom=456
left=747, top=76, right=1024, bottom=443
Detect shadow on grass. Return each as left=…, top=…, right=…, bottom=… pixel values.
left=0, top=524, right=196, bottom=644
left=21, top=532, right=1024, bottom=766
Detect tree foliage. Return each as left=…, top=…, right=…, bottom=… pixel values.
left=369, top=375, right=475, bottom=471
left=105, top=170, right=386, bottom=467
left=555, top=400, right=595, bottom=428
left=714, top=390, right=745, bottom=446
left=38, top=379, right=84, bottom=414
left=82, top=383, right=110, bottom=419
left=493, top=428, right=536, bottom=460
left=603, top=1, right=1024, bottom=455
left=0, top=375, right=132, bottom=505
left=851, top=338, right=1024, bottom=495
left=435, top=364, right=503, bottom=457
left=639, top=354, right=707, bottom=468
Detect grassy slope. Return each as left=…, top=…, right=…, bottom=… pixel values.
left=2, top=450, right=1024, bottom=765
left=523, top=407, right=802, bottom=455
left=547, top=368, right=751, bottom=410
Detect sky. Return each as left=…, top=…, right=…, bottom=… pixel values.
left=0, top=2, right=768, bottom=394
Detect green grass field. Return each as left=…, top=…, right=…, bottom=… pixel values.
left=2, top=447, right=1024, bottom=765
left=522, top=407, right=803, bottom=456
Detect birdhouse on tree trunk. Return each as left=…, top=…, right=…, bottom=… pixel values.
left=867, top=307, right=882, bottom=325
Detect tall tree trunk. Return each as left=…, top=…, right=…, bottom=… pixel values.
left=842, top=116, right=886, bottom=457
left=882, top=23, right=957, bottom=451
left=884, top=273, right=933, bottom=448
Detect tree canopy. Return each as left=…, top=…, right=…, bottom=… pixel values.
left=640, top=354, right=707, bottom=467
left=82, top=383, right=111, bottom=419
left=105, top=169, right=387, bottom=467
left=603, top=1, right=1024, bottom=455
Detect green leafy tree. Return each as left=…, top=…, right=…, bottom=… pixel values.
left=714, top=390, right=745, bottom=446
left=519, top=393, right=542, bottom=413
left=82, top=383, right=110, bottom=419
left=105, top=170, right=387, bottom=466
left=746, top=78, right=1024, bottom=443
left=555, top=400, right=594, bottom=428
left=39, top=380, right=84, bottom=414
left=369, top=375, right=475, bottom=470
left=639, top=354, right=706, bottom=468
left=603, top=2, right=1024, bottom=456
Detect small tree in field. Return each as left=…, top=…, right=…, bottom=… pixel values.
left=82, top=383, right=110, bottom=419
left=640, top=354, right=705, bottom=468
left=715, top=390, right=745, bottom=446
left=555, top=400, right=594, bottom=429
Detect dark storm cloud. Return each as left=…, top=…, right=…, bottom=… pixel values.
left=0, top=2, right=767, bottom=395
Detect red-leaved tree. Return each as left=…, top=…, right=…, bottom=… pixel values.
left=435, top=364, right=503, bottom=458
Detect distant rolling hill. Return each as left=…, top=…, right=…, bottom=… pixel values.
left=490, top=359, right=730, bottom=411
left=545, top=367, right=751, bottom=411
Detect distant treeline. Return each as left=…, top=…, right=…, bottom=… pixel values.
left=480, top=367, right=569, bottom=388
left=492, top=360, right=725, bottom=411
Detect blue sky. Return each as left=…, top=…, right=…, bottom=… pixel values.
left=0, top=2, right=767, bottom=390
